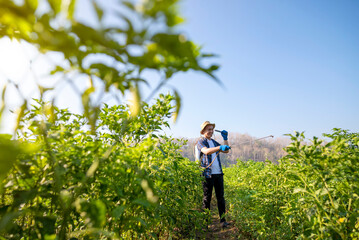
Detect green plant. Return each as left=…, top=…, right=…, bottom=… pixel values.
left=0, top=94, right=205, bottom=239
left=0, top=0, right=218, bottom=186
left=224, top=129, right=359, bottom=240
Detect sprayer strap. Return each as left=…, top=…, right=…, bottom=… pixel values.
left=204, top=151, right=220, bottom=169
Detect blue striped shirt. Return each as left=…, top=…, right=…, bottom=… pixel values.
left=196, top=137, right=223, bottom=178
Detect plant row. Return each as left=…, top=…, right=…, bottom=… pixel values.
left=224, top=129, right=359, bottom=239
left=0, top=94, right=205, bottom=239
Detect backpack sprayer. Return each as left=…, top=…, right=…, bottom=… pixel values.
left=194, top=131, right=274, bottom=168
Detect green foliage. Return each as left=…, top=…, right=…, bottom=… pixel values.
left=0, top=94, right=204, bottom=239
left=0, top=0, right=219, bottom=132
left=0, top=1, right=218, bottom=238
left=0, top=134, right=36, bottom=190
left=224, top=129, right=359, bottom=239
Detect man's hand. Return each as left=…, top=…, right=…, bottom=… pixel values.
left=219, top=145, right=231, bottom=151
left=221, top=130, right=228, bottom=140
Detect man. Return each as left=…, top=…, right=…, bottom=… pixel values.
left=196, top=121, right=231, bottom=228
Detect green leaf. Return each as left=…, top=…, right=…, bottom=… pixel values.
left=293, top=187, right=307, bottom=194
left=122, top=1, right=135, bottom=10
left=0, top=135, right=35, bottom=185
left=48, top=0, right=62, bottom=15
left=157, top=146, right=167, bottom=157
left=67, top=0, right=76, bottom=19
left=132, top=198, right=151, bottom=208
left=86, top=159, right=99, bottom=178
left=14, top=100, right=27, bottom=131
left=26, top=0, right=38, bottom=10
left=50, top=65, right=64, bottom=75
left=12, top=189, right=37, bottom=208
left=129, top=84, right=141, bottom=116
left=81, top=86, right=95, bottom=115
left=0, top=83, right=6, bottom=118
left=172, top=89, right=181, bottom=123
left=44, top=234, right=57, bottom=240
left=112, top=206, right=125, bottom=219
left=92, top=0, right=104, bottom=22
left=35, top=216, right=56, bottom=236
left=89, top=200, right=107, bottom=228
left=0, top=210, right=23, bottom=232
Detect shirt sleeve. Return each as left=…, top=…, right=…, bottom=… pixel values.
left=197, top=139, right=206, bottom=151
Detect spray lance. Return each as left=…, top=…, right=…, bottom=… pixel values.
left=195, top=130, right=274, bottom=169
left=215, top=130, right=274, bottom=146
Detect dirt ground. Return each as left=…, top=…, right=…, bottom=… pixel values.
left=202, top=214, right=240, bottom=239
left=195, top=200, right=251, bottom=240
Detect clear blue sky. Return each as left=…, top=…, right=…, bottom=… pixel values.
left=0, top=0, right=358, bottom=140
left=166, top=0, right=359, bottom=139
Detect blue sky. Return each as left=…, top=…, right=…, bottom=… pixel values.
left=165, top=0, right=359, bottom=139
left=0, top=0, right=358, bottom=140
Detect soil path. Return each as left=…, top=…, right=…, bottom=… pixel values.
left=202, top=213, right=240, bottom=239
left=196, top=201, right=251, bottom=240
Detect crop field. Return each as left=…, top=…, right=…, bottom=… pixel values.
left=0, top=0, right=358, bottom=239
left=1, top=95, right=206, bottom=239
left=1, top=96, right=358, bottom=239
left=224, top=130, right=359, bottom=239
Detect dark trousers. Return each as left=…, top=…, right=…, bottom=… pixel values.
left=202, top=174, right=226, bottom=222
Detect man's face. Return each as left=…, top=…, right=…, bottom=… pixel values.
left=203, top=125, right=214, bottom=139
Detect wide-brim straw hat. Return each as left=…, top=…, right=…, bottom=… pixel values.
left=200, top=121, right=215, bottom=134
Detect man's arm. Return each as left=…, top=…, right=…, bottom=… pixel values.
left=222, top=139, right=229, bottom=153
left=221, top=130, right=230, bottom=153
left=201, top=146, right=221, bottom=155
left=201, top=145, right=230, bottom=155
